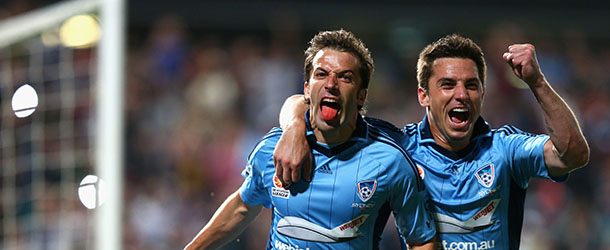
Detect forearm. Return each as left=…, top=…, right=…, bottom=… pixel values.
left=408, top=236, right=436, bottom=250
left=274, top=94, right=313, bottom=185
left=504, top=44, right=589, bottom=172
left=531, top=78, right=590, bottom=170
left=185, top=191, right=262, bottom=250
left=279, top=94, right=309, bottom=130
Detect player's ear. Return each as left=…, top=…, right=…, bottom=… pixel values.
left=418, top=87, right=429, bottom=108
left=304, top=81, right=311, bottom=102
left=357, top=88, right=367, bottom=107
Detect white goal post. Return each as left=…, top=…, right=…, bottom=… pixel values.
left=96, top=0, right=125, bottom=249
left=0, top=0, right=125, bottom=249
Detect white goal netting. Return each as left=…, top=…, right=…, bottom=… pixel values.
left=0, top=0, right=123, bottom=249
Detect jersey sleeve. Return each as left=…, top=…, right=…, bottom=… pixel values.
left=239, top=161, right=272, bottom=208
left=390, top=157, right=436, bottom=244
left=364, top=116, right=406, bottom=142
left=239, top=128, right=282, bottom=208
left=499, top=125, right=567, bottom=189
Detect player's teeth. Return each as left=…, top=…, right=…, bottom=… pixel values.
left=452, top=108, right=468, bottom=112
left=322, top=98, right=337, bottom=103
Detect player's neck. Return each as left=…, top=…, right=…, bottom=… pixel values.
left=434, top=137, right=470, bottom=152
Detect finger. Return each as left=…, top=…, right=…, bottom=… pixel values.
left=291, top=164, right=301, bottom=184
left=282, top=164, right=292, bottom=187
left=508, top=44, right=524, bottom=52
left=503, top=53, right=517, bottom=71
left=502, top=52, right=513, bottom=64
left=303, top=153, right=313, bottom=182
left=275, top=162, right=285, bottom=182
left=507, top=58, right=522, bottom=79
left=513, top=68, right=522, bottom=79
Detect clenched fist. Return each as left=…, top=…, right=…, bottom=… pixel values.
left=502, top=44, right=546, bottom=88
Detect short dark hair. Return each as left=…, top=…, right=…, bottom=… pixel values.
left=304, top=29, right=374, bottom=90
left=416, top=34, right=486, bottom=91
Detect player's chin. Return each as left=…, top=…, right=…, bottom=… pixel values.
left=446, top=122, right=471, bottom=137
left=320, top=115, right=341, bottom=128
left=447, top=129, right=472, bottom=143
left=315, top=119, right=339, bottom=131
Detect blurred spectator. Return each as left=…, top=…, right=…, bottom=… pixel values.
left=1, top=1, right=609, bottom=249
left=124, top=13, right=610, bottom=250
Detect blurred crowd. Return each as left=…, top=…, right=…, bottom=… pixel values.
left=1, top=1, right=610, bottom=249
left=122, top=15, right=610, bottom=249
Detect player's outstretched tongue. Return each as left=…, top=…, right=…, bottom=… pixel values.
left=321, top=104, right=339, bottom=121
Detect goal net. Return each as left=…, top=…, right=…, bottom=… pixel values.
left=0, top=0, right=124, bottom=249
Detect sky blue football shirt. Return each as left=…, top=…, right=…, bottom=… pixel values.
left=367, top=115, right=566, bottom=250
left=240, top=113, right=436, bottom=250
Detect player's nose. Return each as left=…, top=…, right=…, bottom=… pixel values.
left=454, top=84, right=468, bottom=100
left=324, top=72, right=339, bottom=90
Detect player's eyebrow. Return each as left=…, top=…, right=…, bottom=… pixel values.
left=437, top=77, right=456, bottom=83
left=337, top=69, right=355, bottom=75
left=437, top=77, right=479, bottom=83
left=314, top=67, right=329, bottom=73
left=315, top=68, right=356, bottom=75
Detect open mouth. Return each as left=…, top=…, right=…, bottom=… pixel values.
left=449, top=107, right=469, bottom=125
left=320, top=98, right=341, bottom=121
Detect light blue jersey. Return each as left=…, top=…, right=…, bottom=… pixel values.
left=367, top=115, right=566, bottom=250
left=240, top=113, right=436, bottom=250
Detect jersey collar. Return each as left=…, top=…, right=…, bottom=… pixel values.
left=304, top=110, right=368, bottom=157
left=417, top=114, right=492, bottom=160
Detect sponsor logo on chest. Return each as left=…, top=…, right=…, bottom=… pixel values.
left=316, top=164, right=333, bottom=174
left=439, top=240, right=495, bottom=250
left=274, top=240, right=310, bottom=250
left=272, top=174, right=290, bottom=199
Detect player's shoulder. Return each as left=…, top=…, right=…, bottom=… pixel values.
left=493, top=124, right=538, bottom=139
left=403, top=122, right=418, bottom=136
left=260, top=127, right=283, bottom=141
left=364, top=116, right=406, bottom=137
left=367, top=124, right=425, bottom=190
left=247, top=127, right=282, bottom=161
left=366, top=124, right=409, bottom=158
left=366, top=124, right=419, bottom=170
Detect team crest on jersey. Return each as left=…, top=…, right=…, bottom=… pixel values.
left=356, top=180, right=377, bottom=202
left=475, top=164, right=495, bottom=188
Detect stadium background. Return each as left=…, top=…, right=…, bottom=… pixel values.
left=2, top=0, right=610, bottom=249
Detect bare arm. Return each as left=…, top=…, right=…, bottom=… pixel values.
left=503, top=44, right=590, bottom=176
left=273, top=94, right=312, bottom=187
left=408, top=237, right=436, bottom=250
left=184, top=191, right=262, bottom=250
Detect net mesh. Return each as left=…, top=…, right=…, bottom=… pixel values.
left=0, top=14, right=98, bottom=250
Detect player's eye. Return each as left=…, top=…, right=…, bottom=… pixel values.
left=314, top=71, right=327, bottom=78
left=466, top=81, right=480, bottom=90
left=440, top=81, right=454, bottom=89
left=339, top=73, right=353, bottom=83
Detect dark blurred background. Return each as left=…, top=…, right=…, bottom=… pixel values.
left=2, top=0, right=610, bottom=249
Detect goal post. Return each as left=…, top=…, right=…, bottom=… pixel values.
left=0, top=0, right=125, bottom=249
left=96, top=0, right=126, bottom=250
